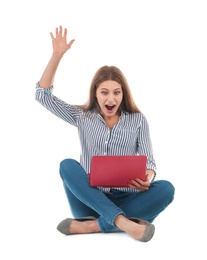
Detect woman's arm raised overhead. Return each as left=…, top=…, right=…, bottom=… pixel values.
left=39, top=25, right=75, bottom=89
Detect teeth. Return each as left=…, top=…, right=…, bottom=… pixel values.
left=105, top=105, right=115, bottom=111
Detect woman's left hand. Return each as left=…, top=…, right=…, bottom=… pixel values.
left=128, top=177, right=151, bottom=191
left=128, top=170, right=154, bottom=191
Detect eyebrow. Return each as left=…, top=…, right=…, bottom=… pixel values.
left=99, top=87, right=122, bottom=91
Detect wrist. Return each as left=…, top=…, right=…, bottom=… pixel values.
left=51, top=52, right=64, bottom=60
left=146, top=169, right=155, bottom=182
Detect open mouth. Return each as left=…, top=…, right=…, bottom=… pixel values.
left=105, top=105, right=115, bottom=111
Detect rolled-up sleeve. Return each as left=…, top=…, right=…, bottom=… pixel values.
left=137, top=114, right=157, bottom=173
left=35, top=83, right=81, bottom=126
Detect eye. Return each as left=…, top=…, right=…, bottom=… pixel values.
left=101, top=91, right=108, bottom=95
left=114, top=91, right=121, bottom=95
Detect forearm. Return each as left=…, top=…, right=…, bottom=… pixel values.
left=146, top=169, right=155, bottom=182
left=39, top=53, right=63, bottom=89
left=38, top=26, right=75, bottom=89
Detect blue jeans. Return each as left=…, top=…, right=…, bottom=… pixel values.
left=59, top=158, right=175, bottom=233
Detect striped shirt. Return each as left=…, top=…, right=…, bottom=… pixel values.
left=35, top=83, right=156, bottom=192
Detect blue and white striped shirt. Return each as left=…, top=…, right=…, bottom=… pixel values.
left=35, top=83, right=156, bottom=192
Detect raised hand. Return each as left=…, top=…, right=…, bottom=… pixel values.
left=50, top=25, right=75, bottom=57
left=38, top=26, right=75, bottom=88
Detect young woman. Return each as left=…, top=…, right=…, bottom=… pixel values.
left=35, top=25, right=175, bottom=242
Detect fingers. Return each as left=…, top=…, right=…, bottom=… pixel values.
left=49, top=26, right=75, bottom=53
left=128, top=178, right=150, bottom=191
left=50, top=26, right=61, bottom=40
left=59, top=26, right=63, bottom=36
left=68, top=39, right=75, bottom=48
left=63, top=28, right=67, bottom=38
left=51, top=26, right=73, bottom=41
left=55, top=25, right=63, bottom=37
left=50, top=32, right=54, bottom=39
left=128, top=180, right=143, bottom=189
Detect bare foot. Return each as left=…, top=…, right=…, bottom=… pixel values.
left=114, top=215, right=147, bottom=240
left=69, top=219, right=101, bottom=234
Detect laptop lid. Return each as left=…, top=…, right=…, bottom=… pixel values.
left=89, top=155, right=147, bottom=188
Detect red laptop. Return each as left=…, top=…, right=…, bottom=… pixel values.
left=88, top=155, right=147, bottom=187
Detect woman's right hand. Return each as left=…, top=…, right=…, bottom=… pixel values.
left=50, top=25, right=75, bottom=57
left=38, top=26, right=75, bottom=89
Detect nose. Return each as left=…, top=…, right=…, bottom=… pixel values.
left=107, top=93, right=115, bottom=101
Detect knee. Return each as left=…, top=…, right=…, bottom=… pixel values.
left=59, top=158, right=78, bottom=178
left=60, top=158, right=77, bottom=169
left=154, top=180, right=175, bottom=203
left=160, top=180, right=175, bottom=203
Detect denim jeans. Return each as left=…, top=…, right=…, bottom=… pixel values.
left=59, top=158, right=175, bottom=233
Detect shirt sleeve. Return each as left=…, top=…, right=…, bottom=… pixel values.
left=35, top=82, right=82, bottom=127
left=137, top=114, right=157, bottom=175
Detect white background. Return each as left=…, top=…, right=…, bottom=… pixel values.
left=0, top=0, right=206, bottom=259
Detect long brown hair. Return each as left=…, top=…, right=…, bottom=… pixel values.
left=77, top=65, right=141, bottom=113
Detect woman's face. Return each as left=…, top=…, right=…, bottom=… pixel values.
left=96, top=80, right=123, bottom=118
